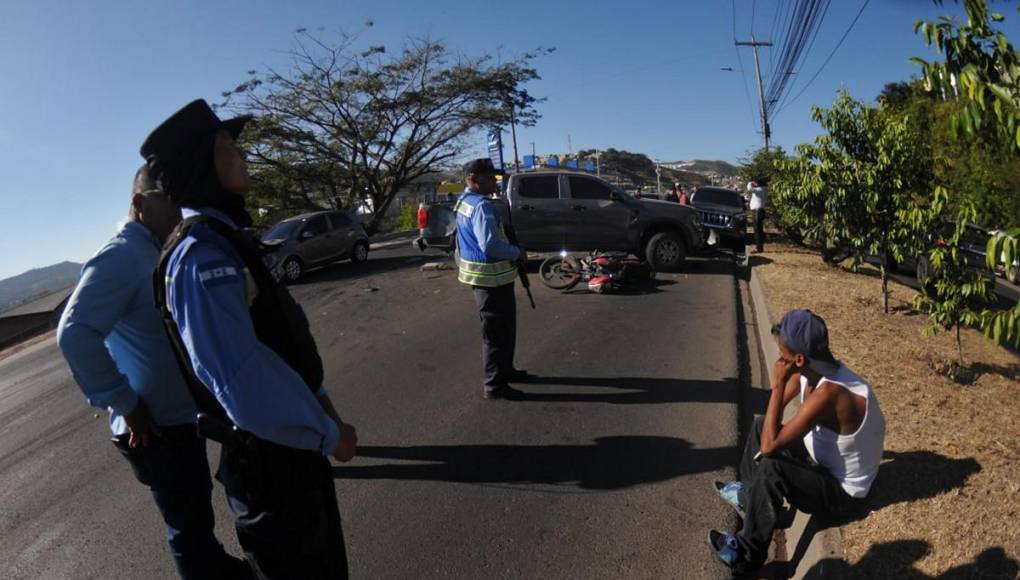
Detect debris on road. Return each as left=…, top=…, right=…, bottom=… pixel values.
left=420, top=262, right=450, bottom=272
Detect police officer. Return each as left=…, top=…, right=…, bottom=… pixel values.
left=58, top=165, right=249, bottom=580
left=141, top=99, right=357, bottom=579
left=455, top=158, right=531, bottom=400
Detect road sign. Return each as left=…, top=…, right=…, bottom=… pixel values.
left=487, top=130, right=505, bottom=173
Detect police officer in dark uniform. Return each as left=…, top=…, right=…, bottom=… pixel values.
left=142, top=99, right=357, bottom=579
left=454, top=159, right=531, bottom=399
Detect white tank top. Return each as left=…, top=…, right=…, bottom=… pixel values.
left=800, top=364, right=886, bottom=498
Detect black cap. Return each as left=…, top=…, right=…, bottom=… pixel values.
left=139, top=99, right=252, bottom=194
left=132, top=163, right=161, bottom=196
left=463, top=158, right=500, bottom=177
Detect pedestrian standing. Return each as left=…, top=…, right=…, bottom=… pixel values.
left=142, top=99, right=357, bottom=579
left=677, top=184, right=689, bottom=206
left=749, top=180, right=766, bottom=252
left=664, top=183, right=680, bottom=203
left=455, top=158, right=531, bottom=400
left=57, top=165, right=250, bottom=580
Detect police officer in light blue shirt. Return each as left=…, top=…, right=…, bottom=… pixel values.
left=142, top=99, right=356, bottom=580
left=455, top=158, right=531, bottom=400
left=58, top=165, right=249, bottom=580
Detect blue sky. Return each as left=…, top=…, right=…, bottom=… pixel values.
left=1, top=0, right=1017, bottom=280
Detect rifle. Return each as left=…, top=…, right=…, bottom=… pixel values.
left=501, top=199, right=536, bottom=309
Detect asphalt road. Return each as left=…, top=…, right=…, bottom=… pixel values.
left=0, top=243, right=750, bottom=580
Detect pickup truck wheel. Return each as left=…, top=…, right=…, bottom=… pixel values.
left=646, top=232, right=686, bottom=272
left=283, top=256, right=304, bottom=283
left=351, top=241, right=369, bottom=263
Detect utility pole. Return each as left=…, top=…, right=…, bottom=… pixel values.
left=508, top=104, right=521, bottom=170
left=735, top=37, right=773, bottom=151
left=595, top=148, right=601, bottom=176
left=655, top=160, right=662, bottom=192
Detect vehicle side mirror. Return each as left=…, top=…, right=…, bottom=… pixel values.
left=300, top=230, right=315, bottom=240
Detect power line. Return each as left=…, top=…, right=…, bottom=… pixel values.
left=775, top=0, right=870, bottom=117
left=733, top=0, right=761, bottom=128
left=764, top=0, right=832, bottom=117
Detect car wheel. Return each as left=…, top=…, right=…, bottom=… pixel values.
left=351, top=241, right=369, bottom=264
left=283, top=256, right=304, bottom=283
left=1008, top=264, right=1019, bottom=285
left=645, top=231, right=686, bottom=272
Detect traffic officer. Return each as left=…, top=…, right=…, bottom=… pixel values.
left=57, top=165, right=249, bottom=579
left=455, top=158, right=531, bottom=400
left=141, top=99, right=357, bottom=579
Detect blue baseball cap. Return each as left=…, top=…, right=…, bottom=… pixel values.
left=774, top=309, right=839, bottom=372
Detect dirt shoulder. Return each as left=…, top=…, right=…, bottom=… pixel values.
left=753, top=241, right=1019, bottom=578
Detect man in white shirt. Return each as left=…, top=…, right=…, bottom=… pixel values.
left=708, top=309, right=885, bottom=574
left=748, top=180, right=766, bottom=252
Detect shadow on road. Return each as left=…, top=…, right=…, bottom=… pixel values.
left=517, top=376, right=770, bottom=407
left=291, top=252, right=445, bottom=286
left=334, top=437, right=736, bottom=490
left=796, top=541, right=1018, bottom=580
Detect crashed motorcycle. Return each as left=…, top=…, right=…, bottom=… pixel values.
left=538, top=250, right=655, bottom=293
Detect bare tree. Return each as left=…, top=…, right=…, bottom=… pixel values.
left=220, top=30, right=550, bottom=232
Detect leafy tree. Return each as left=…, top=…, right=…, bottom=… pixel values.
left=906, top=188, right=996, bottom=364
left=738, top=146, right=787, bottom=188
left=220, top=30, right=549, bottom=233
left=772, top=91, right=934, bottom=312
left=914, top=0, right=1020, bottom=348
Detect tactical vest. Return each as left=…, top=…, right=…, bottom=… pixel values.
left=454, top=193, right=518, bottom=287
left=154, top=214, right=323, bottom=422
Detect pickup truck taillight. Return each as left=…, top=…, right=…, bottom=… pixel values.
left=417, top=205, right=428, bottom=229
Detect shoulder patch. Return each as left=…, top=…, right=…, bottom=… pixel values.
left=197, top=260, right=241, bottom=288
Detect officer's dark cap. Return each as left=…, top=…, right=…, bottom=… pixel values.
left=463, top=158, right=501, bottom=178
left=139, top=99, right=252, bottom=190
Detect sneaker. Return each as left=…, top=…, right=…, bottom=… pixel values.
left=708, top=530, right=745, bottom=569
left=483, top=385, right=526, bottom=400
left=714, top=481, right=745, bottom=517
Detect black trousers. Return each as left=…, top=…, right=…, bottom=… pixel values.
left=472, top=283, right=517, bottom=391
left=114, top=425, right=249, bottom=580
left=217, top=439, right=348, bottom=580
left=754, top=208, right=766, bottom=251
left=735, top=416, right=854, bottom=570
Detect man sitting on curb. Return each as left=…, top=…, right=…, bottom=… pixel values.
left=709, top=309, right=886, bottom=574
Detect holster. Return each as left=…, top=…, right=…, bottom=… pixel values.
left=198, top=413, right=267, bottom=502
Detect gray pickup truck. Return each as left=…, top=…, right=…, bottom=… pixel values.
left=415, top=170, right=704, bottom=271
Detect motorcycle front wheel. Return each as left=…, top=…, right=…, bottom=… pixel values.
left=539, top=255, right=582, bottom=290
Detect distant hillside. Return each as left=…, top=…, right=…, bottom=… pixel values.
left=664, top=159, right=740, bottom=177
left=0, top=261, right=82, bottom=313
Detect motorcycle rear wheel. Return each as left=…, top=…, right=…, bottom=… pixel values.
left=539, top=256, right=582, bottom=290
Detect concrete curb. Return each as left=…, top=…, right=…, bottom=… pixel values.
left=747, top=265, right=846, bottom=579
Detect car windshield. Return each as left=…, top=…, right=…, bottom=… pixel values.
left=262, top=220, right=302, bottom=241
left=693, top=188, right=743, bottom=208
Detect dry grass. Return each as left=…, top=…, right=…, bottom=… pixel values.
left=754, top=241, right=1020, bottom=578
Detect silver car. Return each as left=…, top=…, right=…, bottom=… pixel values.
left=261, top=210, right=370, bottom=282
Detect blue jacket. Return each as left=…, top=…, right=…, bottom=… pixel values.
left=163, top=207, right=339, bottom=455
left=58, top=220, right=197, bottom=435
